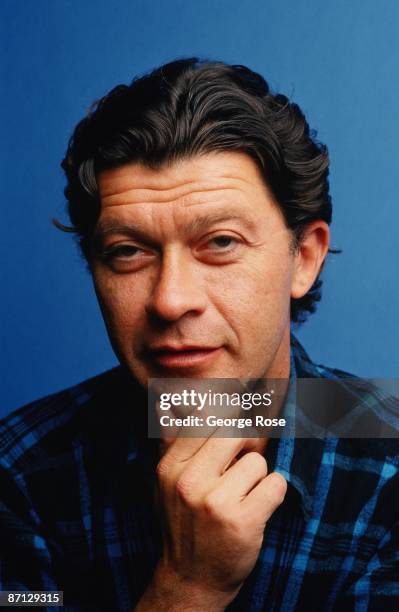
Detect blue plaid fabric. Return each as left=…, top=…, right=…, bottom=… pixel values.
left=1, top=336, right=399, bottom=611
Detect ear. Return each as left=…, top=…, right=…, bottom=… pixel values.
left=291, top=221, right=330, bottom=299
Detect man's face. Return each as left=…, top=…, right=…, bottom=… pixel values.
left=91, top=151, right=298, bottom=386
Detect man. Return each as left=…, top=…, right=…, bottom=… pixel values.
left=1, top=58, right=398, bottom=611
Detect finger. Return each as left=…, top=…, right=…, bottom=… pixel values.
left=168, top=427, right=267, bottom=477
left=241, top=472, right=287, bottom=522
left=161, top=434, right=211, bottom=464
left=158, top=401, right=222, bottom=450
left=218, top=451, right=268, bottom=498
left=157, top=431, right=226, bottom=497
left=180, top=433, right=253, bottom=480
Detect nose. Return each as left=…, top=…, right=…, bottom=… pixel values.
left=145, top=248, right=207, bottom=322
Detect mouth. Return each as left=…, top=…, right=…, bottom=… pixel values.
left=147, top=345, right=222, bottom=370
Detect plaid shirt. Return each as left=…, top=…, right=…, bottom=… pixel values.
left=1, top=335, right=398, bottom=611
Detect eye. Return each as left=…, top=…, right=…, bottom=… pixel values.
left=196, top=233, right=243, bottom=264
left=207, top=235, right=239, bottom=250
left=100, top=243, right=155, bottom=273
left=104, top=244, right=142, bottom=260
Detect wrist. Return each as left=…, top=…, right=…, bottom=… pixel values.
left=136, top=561, right=239, bottom=611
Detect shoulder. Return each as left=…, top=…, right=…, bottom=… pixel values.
left=0, top=367, right=128, bottom=474
left=291, top=333, right=358, bottom=380
left=291, top=333, right=399, bottom=458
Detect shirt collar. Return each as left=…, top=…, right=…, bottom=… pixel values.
left=265, top=333, right=327, bottom=519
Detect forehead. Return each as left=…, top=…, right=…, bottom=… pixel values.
left=97, top=151, right=276, bottom=212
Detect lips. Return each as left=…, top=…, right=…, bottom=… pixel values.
left=146, top=345, right=221, bottom=369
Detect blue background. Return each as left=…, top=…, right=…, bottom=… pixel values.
left=1, top=0, right=398, bottom=417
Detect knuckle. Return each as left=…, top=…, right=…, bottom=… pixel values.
left=156, top=456, right=171, bottom=481
left=175, top=472, right=198, bottom=506
left=202, top=491, right=225, bottom=519
left=269, top=473, right=287, bottom=504
left=245, top=451, right=268, bottom=474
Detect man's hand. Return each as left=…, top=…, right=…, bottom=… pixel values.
left=136, top=433, right=287, bottom=611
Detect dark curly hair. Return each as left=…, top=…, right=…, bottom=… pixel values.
left=58, top=57, right=337, bottom=323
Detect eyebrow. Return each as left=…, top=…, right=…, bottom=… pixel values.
left=186, top=212, right=257, bottom=234
left=94, top=211, right=258, bottom=243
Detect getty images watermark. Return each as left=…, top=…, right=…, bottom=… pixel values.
left=147, top=378, right=399, bottom=439
left=158, top=387, right=286, bottom=429
left=148, top=378, right=293, bottom=438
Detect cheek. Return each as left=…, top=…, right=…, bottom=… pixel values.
left=208, top=250, right=294, bottom=325
left=93, top=272, right=147, bottom=334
